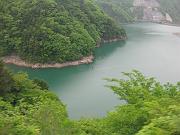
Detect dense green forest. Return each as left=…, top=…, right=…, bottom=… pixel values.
left=0, top=61, right=179, bottom=135
left=0, top=0, right=126, bottom=64
left=1, top=0, right=180, bottom=134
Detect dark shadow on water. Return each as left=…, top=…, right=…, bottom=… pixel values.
left=95, top=40, right=126, bottom=60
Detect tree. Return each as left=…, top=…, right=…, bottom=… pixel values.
left=105, top=70, right=180, bottom=135
left=33, top=79, right=49, bottom=90
left=0, top=61, right=14, bottom=96
left=0, top=0, right=126, bottom=64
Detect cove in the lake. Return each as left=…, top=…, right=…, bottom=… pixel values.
left=7, top=23, right=180, bottom=119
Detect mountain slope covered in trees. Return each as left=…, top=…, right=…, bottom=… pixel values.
left=0, top=0, right=126, bottom=64
left=0, top=61, right=179, bottom=135
left=96, top=0, right=180, bottom=24
left=95, top=0, right=135, bottom=23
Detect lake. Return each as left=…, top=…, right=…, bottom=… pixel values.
left=7, top=23, right=180, bottom=119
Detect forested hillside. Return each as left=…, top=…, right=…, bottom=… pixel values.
left=0, top=0, right=126, bottom=64
left=95, top=0, right=135, bottom=23
left=96, top=0, right=180, bottom=24
left=0, top=61, right=179, bottom=135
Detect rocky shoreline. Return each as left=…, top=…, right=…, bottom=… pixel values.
left=2, top=55, right=94, bottom=69
left=101, top=36, right=127, bottom=43
left=2, top=36, right=127, bottom=69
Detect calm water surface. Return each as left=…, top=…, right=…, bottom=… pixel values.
left=8, top=23, right=180, bottom=119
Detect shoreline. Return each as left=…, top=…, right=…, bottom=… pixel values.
left=128, top=20, right=180, bottom=27
left=101, top=36, right=127, bottom=43
left=155, top=22, right=179, bottom=27
left=158, top=22, right=180, bottom=27
left=2, top=36, right=127, bottom=69
left=2, top=55, right=94, bottom=69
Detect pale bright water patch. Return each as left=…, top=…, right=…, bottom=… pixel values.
left=7, top=23, right=180, bottom=119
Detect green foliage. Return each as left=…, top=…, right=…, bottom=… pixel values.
left=0, top=62, right=179, bottom=135
left=0, top=96, right=40, bottom=135
left=104, top=70, right=180, bottom=135
left=104, top=105, right=149, bottom=135
left=95, top=0, right=135, bottom=24
left=136, top=115, right=180, bottom=135
left=0, top=0, right=126, bottom=63
left=73, top=119, right=108, bottom=135
left=33, top=79, right=49, bottom=90
left=0, top=63, right=68, bottom=134
left=0, top=60, right=14, bottom=96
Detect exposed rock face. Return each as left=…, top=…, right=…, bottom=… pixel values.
left=133, top=0, right=173, bottom=23
left=143, top=7, right=164, bottom=22
left=166, top=13, right=173, bottom=23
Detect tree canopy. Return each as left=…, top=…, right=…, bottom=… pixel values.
left=0, top=0, right=126, bottom=64
left=0, top=62, right=179, bottom=135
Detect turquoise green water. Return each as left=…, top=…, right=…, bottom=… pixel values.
left=7, top=23, right=180, bottom=119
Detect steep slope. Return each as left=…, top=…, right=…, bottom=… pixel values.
left=133, top=0, right=173, bottom=23
left=95, top=0, right=135, bottom=23
left=0, top=0, right=126, bottom=64
left=96, top=0, right=180, bottom=24
left=158, top=0, right=180, bottom=24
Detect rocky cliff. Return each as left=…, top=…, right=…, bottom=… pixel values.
left=133, top=0, right=173, bottom=23
left=96, top=0, right=177, bottom=24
